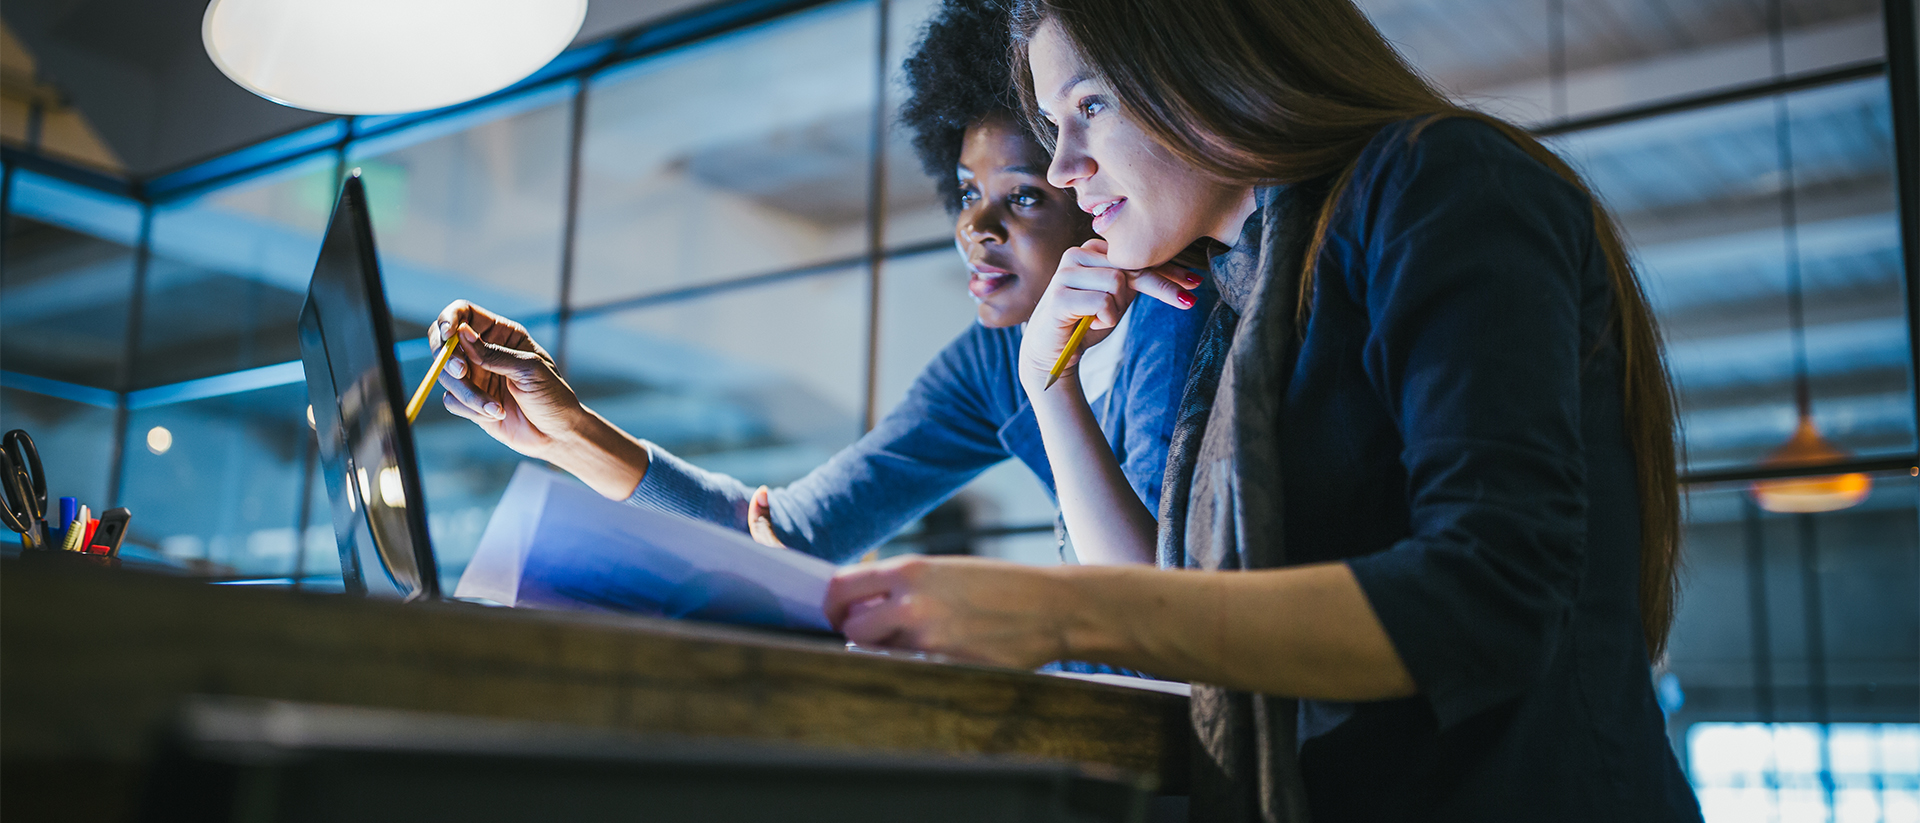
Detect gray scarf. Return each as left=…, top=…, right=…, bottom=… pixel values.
left=1156, top=183, right=1323, bottom=822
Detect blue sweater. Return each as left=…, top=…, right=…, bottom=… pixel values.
left=625, top=293, right=1211, bottom=563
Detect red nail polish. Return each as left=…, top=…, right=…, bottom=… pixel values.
left=1177, top=290, right=1195, bottom=307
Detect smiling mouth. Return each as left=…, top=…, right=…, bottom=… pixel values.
left=1086, top=197, right=1125, bottom=232
left=968, top=268, right=1015, bottom=301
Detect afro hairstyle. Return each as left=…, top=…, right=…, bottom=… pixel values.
left=899, top=0, right=1025, bottom=212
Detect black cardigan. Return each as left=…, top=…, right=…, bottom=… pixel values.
left=1166, top=117, right=1703, bottom=822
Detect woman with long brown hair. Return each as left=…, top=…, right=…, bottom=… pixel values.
left=823, top=0, right=1701, bottom=819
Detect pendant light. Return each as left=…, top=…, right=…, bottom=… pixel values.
left=1747, top=0, right=1870, bottom=514
left=202, top=0, right=587, bottom=115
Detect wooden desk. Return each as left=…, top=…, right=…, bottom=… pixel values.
left=1, top=562, right=1188, bottom=820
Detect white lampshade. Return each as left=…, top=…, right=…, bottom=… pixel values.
left=203, top=0, right=587, bottom=115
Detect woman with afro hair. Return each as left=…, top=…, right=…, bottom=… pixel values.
left=427, top=0, right=1213, bottom=569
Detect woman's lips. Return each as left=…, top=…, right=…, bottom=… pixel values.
left=968, top=269, right=1015, bottom=301
left=1087, top=197, right=1126, bottom=234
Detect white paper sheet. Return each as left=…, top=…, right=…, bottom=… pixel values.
left=455, top=463, right=836, bottom=632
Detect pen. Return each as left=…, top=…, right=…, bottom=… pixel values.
left=405, top=334, right=461, bottom=424
left=1043, top=316, right=1095, bottom=391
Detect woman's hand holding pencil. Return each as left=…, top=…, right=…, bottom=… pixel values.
left=1019, top=239, right=1203, bottom=398
left=427, top=300, right=653, bottom=502
left=427, top=300, right=580, bottom=459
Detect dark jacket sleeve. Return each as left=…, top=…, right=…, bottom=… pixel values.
left=1337, top=119, right=1599, bottom=729
left=627, top=324, right=1016, bottom=563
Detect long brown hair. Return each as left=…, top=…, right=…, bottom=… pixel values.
left=1012, top=0, right=1683, bottom=660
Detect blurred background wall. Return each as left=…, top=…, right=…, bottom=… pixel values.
left=1, top=1, right=1916, bottom=819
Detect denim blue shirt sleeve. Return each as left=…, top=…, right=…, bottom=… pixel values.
left=625, top=294, right=1211, bottom=564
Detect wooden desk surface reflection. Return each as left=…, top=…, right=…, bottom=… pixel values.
left=0, top=561, right=1188, bottom=820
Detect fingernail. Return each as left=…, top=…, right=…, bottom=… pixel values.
left=484, top=402, right=503, bottom=418
left=447, top=358, right=465, bottom=378
left=459, top=325, right=479, bottom=343
left=1177, top=290, right=1195, bottom=307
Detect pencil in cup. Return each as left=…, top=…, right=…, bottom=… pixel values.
left=1043, top=316, right=1096, bottom=391
left=405, top=331, right=462, bottom=423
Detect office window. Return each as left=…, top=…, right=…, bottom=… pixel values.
left=140, top=156, right=335, bottom=387
left=1, top=169, right=141, bottom=529
left=1360, top=0, right=1886, bottom=125
left=881, top=0, right=962, bottom=252
left=1689, top=722, right=1920, bottom=823
left=1668, top=475, right=1919, bottom=727
left=346, top=86, right=573, bottom=337
left=0, top=388, right=118, bottom=515
left=871, top=248, right=1059, bottom=563
left=118, top=383, right=311, bottom=578
left=1, top=170, right=142, bottom=391
left=1548, top=76, right=1911, bottom=471
left=572, top=0, right=879, bottom=308
left=571, top=266, right=870, bottom=491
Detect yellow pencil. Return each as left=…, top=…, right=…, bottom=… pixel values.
left=405, top=335, right=460, bottom=423
left=1043, top=316, right=1095, bottom=391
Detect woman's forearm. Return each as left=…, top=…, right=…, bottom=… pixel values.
left=1028, top=375, right=1157, bottom=565
left=546, top=405, right=652, bottom=500
left=1051, top=562, right=1418, bottom=700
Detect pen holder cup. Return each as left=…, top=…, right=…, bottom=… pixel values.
left=20, top=547, right=121, bottom=571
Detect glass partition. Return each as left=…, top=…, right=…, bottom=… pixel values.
left=139, top=156, right=336, bottom=388
left=0, top=388, right=119, bottom=520
left=882, top=0, right=963, bottom=251
left=1, top=170, right=142, bottom=390
left=1360, top=0, right=1886, bottom=125
left=346, top=86, right=573, bottom=338
left=572, top=0, right=879, bottom=307
left=118, top=383, right=311, bottom=578
left=1549, top=76, right=1911, bottom=471
left=571, top=266, right=869, bottom=484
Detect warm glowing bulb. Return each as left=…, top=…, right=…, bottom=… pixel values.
left=1748, top=415, right=1872, bottom=513
left=1751, top=473, right=1873, bottom=513
left=146, top=426, right=173, bottom=455
left=307, top=405, right=316, bottom=430
left=356, top=467, right=372, bottom=511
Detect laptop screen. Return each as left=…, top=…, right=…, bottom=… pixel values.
left=297, top=171, right=440, bottom=600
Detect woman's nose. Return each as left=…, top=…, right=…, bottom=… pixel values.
left=1048, top=126, right=1095, bottom=190
left=963, top=210, right=1007, bottom=244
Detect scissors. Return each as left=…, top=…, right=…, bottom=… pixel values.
left=2, top=429, right=47, bottom=550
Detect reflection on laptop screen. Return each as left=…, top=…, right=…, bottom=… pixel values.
left=297, top=172, right=439, bottom=601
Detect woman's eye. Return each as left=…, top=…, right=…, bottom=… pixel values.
left=1009, top=189, right=1041, bottom=208
left=957, top=187, right=980, bottom=206
left=1077, top=97, right=1106, bottom=118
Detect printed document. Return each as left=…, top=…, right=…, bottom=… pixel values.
left=455, top=463, right=835, bottom=632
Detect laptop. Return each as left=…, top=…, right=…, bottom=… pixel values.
left=297, top=171, right=440, bottom=600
